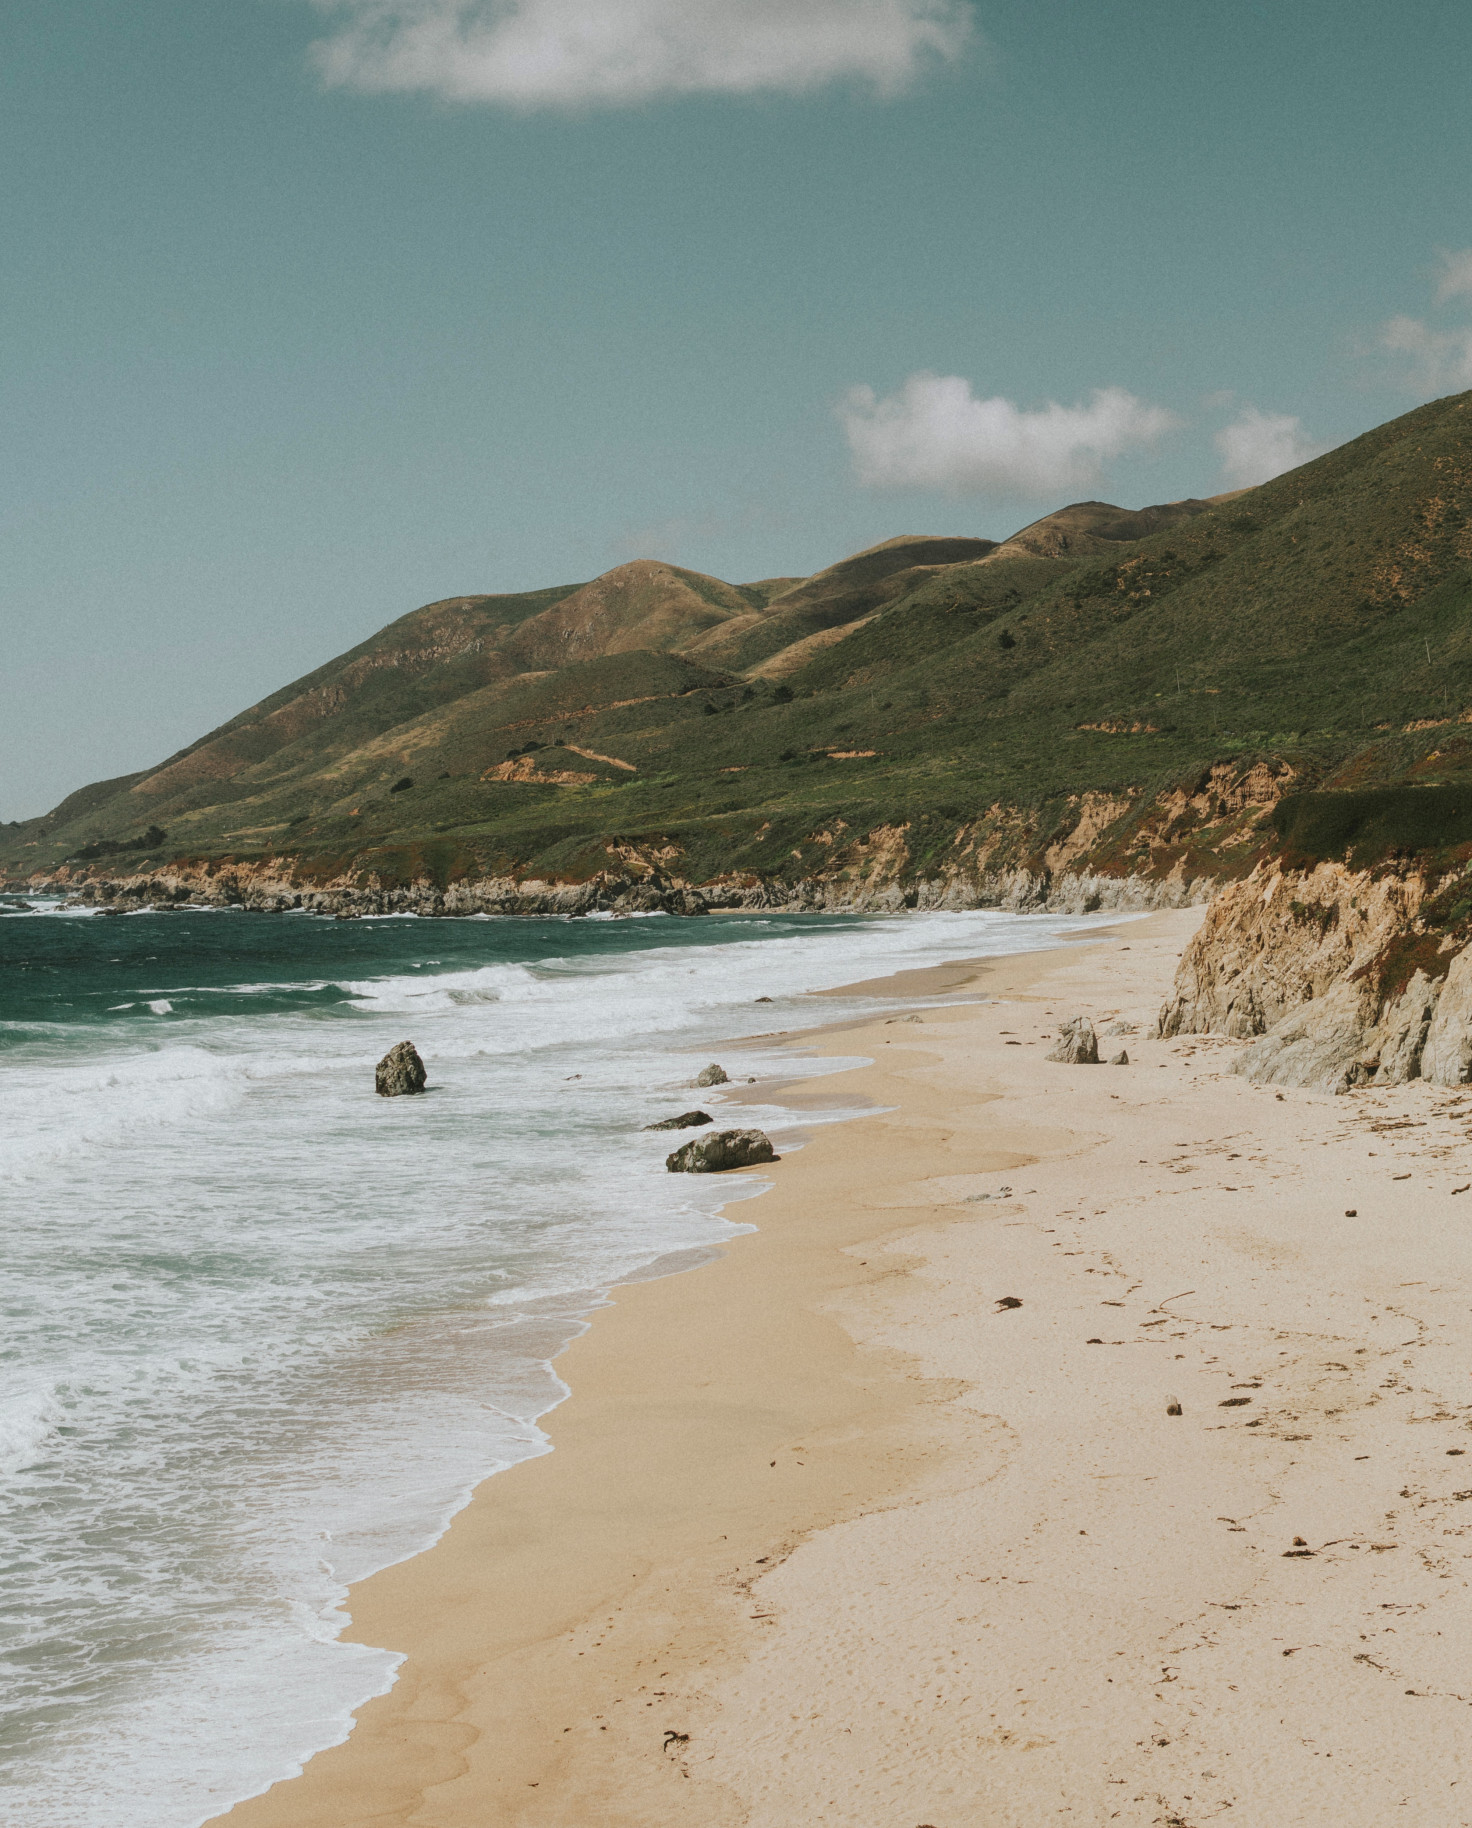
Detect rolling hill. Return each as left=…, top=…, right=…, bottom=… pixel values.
left=6, top=389, right=1472, bottom=914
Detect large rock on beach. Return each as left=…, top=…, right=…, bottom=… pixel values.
left=694, top=1063, right=729, bottom=1087
left=666, top=1128, right=777, bottom=1173
left=1230, top=972, right=1438, bottom=1095
left=1046, top=1017, right=1099, bottom=1064
left=643, top=1110, right=713, bottom=1131
left=375, top=1040, right=427, bottom=1096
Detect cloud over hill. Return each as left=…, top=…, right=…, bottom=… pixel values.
left=1434, top=249, right=1472, bottom=306
left=1381, top=249, right=1472, bottom=395
left=839, top=373, right=1176, bottom=497
left=1213, top=406, right=1325, bottom=488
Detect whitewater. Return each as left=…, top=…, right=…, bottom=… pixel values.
left=0, top=899, right=1115, bottom=1824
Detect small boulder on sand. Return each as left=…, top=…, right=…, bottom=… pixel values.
left=376, top=1040, right=427, bottom=1096
left=643, top=1110, right=713, bottom=1131
left=666, top=1129, right=777, bottom=1173
left=1046, top=1017, right=1099, bottom=1064
left=1109, top=1049, right=1130, bottom=1066
left=694, top=1063, right=729, bottom=1087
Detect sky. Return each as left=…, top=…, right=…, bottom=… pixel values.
left=3, top=0, right=1472, bottom=818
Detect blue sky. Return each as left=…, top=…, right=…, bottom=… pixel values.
left=4, top=0, right=1472, bottom=817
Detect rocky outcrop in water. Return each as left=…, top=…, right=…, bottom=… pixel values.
left=643, top=1110, right=713, bottom=1131
left=1046, top=1017, right=1099, bottom=1064
left=693, top=1064, right=729, bottom=1087
left=1159, top=860, right=1472, bottom=1092
left=375, top=1041, right=427, bottom=1096
left=666, top=1129, right=777, bottom=1173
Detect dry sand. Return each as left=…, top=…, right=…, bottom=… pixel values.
left=213, top=908, right=1472, bottom=1827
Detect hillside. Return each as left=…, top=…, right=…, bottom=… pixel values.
left=5, top=390, right=1472, bottom=914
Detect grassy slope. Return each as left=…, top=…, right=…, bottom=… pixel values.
left=6, top=391, right=1472, bottom=892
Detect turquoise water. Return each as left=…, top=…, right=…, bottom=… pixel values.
left=0, top=899, right=1106, bottom=1824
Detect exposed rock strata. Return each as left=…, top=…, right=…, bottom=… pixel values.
left=1159, top=860, right=1472, bottom=1092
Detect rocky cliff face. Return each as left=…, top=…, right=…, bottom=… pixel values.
left=42, top=850, right=1210, bottom=922
left=1159, top=860, right=1472, bottom=1092
left=21, top=774, right=1262, bottom=920
left=8, top=751, right=1296, bottom=940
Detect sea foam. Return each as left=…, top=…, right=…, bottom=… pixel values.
left=0, top=903, right=1127, bottom=1825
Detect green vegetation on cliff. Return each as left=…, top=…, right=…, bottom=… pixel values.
left=6, top=391, right=1472, bottom=897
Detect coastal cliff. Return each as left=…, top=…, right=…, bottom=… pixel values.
left=39, top=850, right=1210, bottom=921
left=10, top=757, right=1289, bottom=920
left=1159, top=854, right=1472, bottom=1091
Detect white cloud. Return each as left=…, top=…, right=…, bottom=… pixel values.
left=1434, top=248, right=1472, bottom=306
left=1376, top=251, right=1472, bottom=396
left=1213, top=406, right=1325, bottom=489
left=1381, top=313, right=1472, bottom=393
left=838, top=373, right=1177, bottom=497
left=308, top=0, right=974, bottom=106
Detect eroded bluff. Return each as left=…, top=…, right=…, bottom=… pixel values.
left=1158, top=861, right=1472, bottom=1093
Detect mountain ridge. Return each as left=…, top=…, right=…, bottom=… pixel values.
left=6, top=393, right=1472, bottom=921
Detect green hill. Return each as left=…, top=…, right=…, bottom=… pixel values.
left=6, top=390, right=1472, bottom=907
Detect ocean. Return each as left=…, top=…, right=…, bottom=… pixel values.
left=0, top=898, right=1109, bottom=1824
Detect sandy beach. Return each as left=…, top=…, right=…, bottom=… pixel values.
left=213, top=907, right=1472, bottom=1827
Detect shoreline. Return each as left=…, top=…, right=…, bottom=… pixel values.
left=214, top=905, right=1472, bottom=1824
left=8, top=901, right=1112, bottom=1828
left=207, top=918, right=1171, bottom=1826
